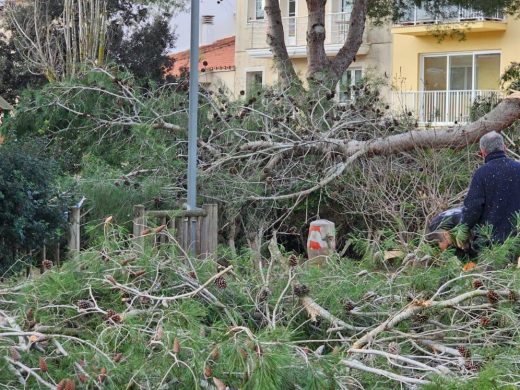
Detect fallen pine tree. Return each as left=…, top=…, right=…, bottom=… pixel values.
left=2, top=228, right=520, bottom=389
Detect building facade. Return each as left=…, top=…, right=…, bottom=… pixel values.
left=167, top=36, right=236, bottom=95
left=391, top=6, right=514, bottom=125
left=234, top=0, right=392, bottom=99
left=171, top=3, right=518, bottom=126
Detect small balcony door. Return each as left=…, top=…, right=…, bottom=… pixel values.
left=286, top=0, right=297, bottom=46
left=420, top=52, right=500, bottom=123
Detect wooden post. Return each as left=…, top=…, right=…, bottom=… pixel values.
left=133, top=205, right=146, bottom=250
left=68, top=206, right=81, bottom=255
left=201, top=204, right=218, bottom=257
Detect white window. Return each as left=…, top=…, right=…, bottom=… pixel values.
left=255, top=0, right=264, bottom=20
left=341, top=0, right=352, bottom=13
left=246, top=71, right=263, bottom=94
left=421, top=52, right=501, bottom=92
left=338, top=69, right=363, bottom=103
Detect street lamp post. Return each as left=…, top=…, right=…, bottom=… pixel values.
left=187, top=0, right=200, bottom=256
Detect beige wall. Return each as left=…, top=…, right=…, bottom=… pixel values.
left=235, top=1, right=394, bottom=100
left=200, top=69, right=237, bottom=95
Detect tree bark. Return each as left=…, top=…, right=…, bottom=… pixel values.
left=330, top=0, right=368, bottom=84
left=306, top=0, right=330, bottom=82
left=265, top=0, right=301, bottom=89
left=344, top=92, right=520, bottom=158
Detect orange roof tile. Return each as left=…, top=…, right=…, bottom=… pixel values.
left=166, top=36, right=235, bottom=77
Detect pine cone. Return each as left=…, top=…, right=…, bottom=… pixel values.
left=77, top=300, right=94, bottom=310
left=480, top=316, right=491, bottom=327
left=214, top=276, right=227, bottom=289
left=293, top=284, right=310, bottom=297
left=472, top=279, right=484, bottom=289
left=464, top=361, right=476, bottom=371
left=457, top=345, right=471, bottom=359
left=508, top=290, right=517, bottom=302
left=39, top=357, right=48, bottom=373
left=343, top=300, right=356, bottom=313
left=289, top=254, right=298, bottom=267
left=100, top=249, right=109, bottom=262
left=42, top=259, right=53, bottom=270
left=107, top=309, right=122, bottom=323
left=78, top=374, right=88, bottom=384
left=9, top=346, right=20, bottom=361
left=106, top=309, right=122, bottom=323
left=414, top=314, right=429, bottom=325
left=487, top=290, right=500, bottom=304
left=259, top=288, right=270, bottom=302
left=56, top=379, right=75, bottom=390
left=188, top=271, right=197, bottom=279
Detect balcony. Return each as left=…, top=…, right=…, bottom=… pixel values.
left=391, top=90, right=503, bottom=125
left=246, top=12, right=369, bottom=58
left=392, top=6, right=507, bottom=36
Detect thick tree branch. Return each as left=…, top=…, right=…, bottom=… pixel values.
left=331, top=0, right=368, bottom=83
left=265, top=0, right=301, bottom=89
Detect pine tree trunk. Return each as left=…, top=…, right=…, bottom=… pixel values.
left=265, top=0, right=302, bottom=90
left=306, top=0, right=331, bottom=82
left=330, top=0, right=368, bottom=84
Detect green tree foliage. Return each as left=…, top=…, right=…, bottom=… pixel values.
left=0, top=34, right=46, bottom=102
left=106, top=9, right=176, bottom=81
left=0, top=0, right=182, bottom=98
left=0, top=141, right=66, bottom=272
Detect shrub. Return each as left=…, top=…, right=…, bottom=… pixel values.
left=0, top=141, right=66, bottom=273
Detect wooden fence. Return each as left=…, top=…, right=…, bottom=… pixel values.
left=133, top=204, right=218, bottom=257
left=65, top=203, right=219, bottom=258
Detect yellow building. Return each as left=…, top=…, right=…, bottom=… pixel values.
left=234, top=0, right=392, bottom=101
left=391, top=6, right=512, bottom=125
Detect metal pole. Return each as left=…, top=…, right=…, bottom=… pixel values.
left=188, top=0, right=200, bottom=256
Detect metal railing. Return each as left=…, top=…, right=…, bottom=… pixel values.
left=391, top=90, right=503, bottom=125
left=247, top=12, right=353, bottom=50
left=396, top=6, right=505, bottom=25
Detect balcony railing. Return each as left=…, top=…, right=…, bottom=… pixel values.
left=391, top=90, right=503, bottom=125
left=247, top=12, right=352, bottom=50
left=396, top=6, right=505, bottom=25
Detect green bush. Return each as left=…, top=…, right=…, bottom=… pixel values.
left=0, top=141, right=66, bottom=273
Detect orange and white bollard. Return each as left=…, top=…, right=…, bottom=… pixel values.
left=307, top=220, right=336, bottom=266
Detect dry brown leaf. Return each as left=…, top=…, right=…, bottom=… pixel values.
left=98, top=367, right=107, bottom=383
left=212, top=377, right=227, bottom=390
left=462, top=262, right=477, bottom=272
left=383, top=250, right=404, bottom=261
left=154, top=224, right=167, bottom=233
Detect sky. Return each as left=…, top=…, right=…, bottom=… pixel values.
left=171, top=0, right=237, bottom=52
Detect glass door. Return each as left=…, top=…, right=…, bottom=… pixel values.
left=421, top=52, right=500, bottom=123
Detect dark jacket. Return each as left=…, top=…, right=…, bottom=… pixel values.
left=462, top=151, right=520, bottom=242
